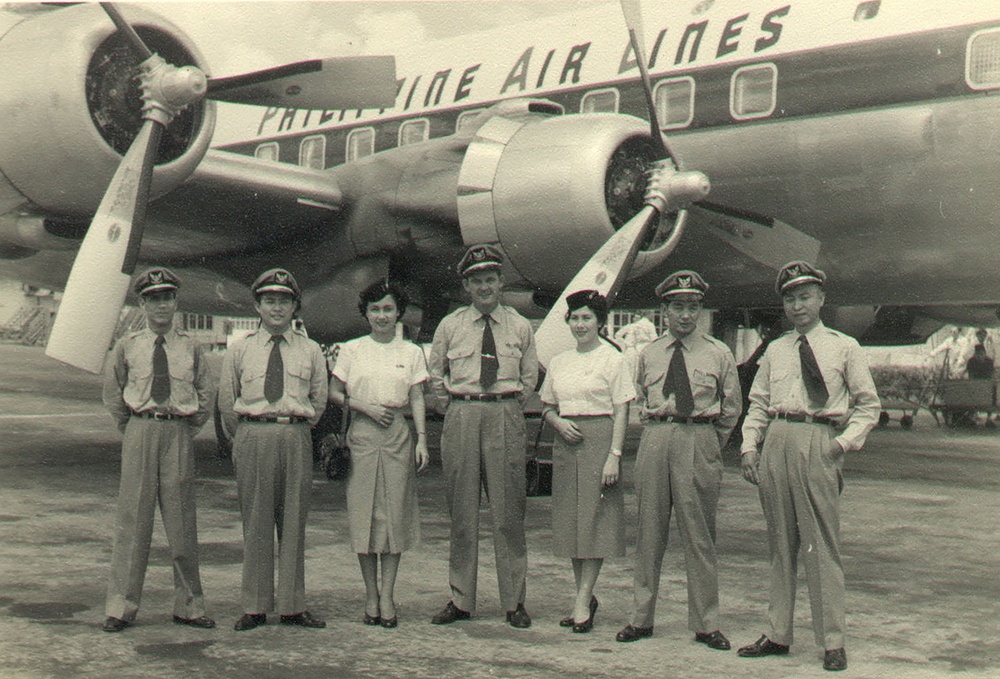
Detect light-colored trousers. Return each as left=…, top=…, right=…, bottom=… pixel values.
left=758, top=419, right=845, bottom=649
left=105, top=417, right=206, bottom=621
left=629, top=422, right=723, bottom=632
left=233, top=421, right=312, bottom=616
left=440, top=399, right=527, bottom=613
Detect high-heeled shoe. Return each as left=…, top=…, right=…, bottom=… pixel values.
left=572, top=596, right=599, bottom=634
left=380, top=615, right=398, bottom=628
left=363, top=612, right=381, bottom=626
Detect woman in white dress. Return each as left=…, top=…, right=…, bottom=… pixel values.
left=540, top=290, right=634, bottom=633
left=328, top=280, right=429, bottom=628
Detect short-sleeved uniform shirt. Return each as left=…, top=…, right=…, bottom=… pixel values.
left=540, top=343, right=635, bottom=416
left=333, top=335, right=428, bottom=407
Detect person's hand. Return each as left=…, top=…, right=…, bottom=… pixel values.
left=552, top=416, right=584, bottom=444
left=434, top=395, right=449, bottom=416
left=602, top=454, right=620, bottom=487
left=362, top=402, right=394, bottom=427
left=828, top=439, right=845, bottom=461
left=741, top=450, right=760, bottom=485
left=414, top=438, right=429, bottom=472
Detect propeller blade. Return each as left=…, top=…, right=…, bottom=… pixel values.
left=535, top=205, right=662, bottom=368
left=100, top=2, right=153, bottom=59
left=207, top=56, right=398, bottom=110
left=689, top=203, right=821, bottom=270
left=620, top=0, right=667, bottom=156
left=46, top=119, right=162, bottom=373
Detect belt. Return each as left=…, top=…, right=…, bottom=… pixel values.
left=646, top=414, right=718, bottom=424
left=772, top=412, right=836, bottom=426
left=239, top=415, right=308, bottom=424
left=131, top=411, right=186, bottom=421
left=451, top=392, right=520, bottom=402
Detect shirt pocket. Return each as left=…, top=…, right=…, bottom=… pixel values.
left=691, top=368, right=717, bottom=398
left=497, top=342, right=523, bottom=382
left=242, top=363, right=267, bottom=402
left=445, top=344, right=477, bottom=383
left=286, top=356, right=313, bottom=396
left=168, top=355, right=196, bottom=405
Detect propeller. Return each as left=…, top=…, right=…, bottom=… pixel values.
left=46, top=3, right=397, bottom=372
left=534, top=0, right=705, bottom=368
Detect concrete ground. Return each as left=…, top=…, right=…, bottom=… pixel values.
left=0, top=343, right=997, bottom=679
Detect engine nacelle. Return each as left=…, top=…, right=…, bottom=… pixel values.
left=0, top=4, right=215, bottom=216
left=457, top=104, right=682, bottom=291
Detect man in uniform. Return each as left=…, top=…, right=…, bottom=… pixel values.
left=427, top=244, right=538, bottom=628
left=218, top=269, right=329, bottom=631
left=737, top=261, right=879, bottom=672
left=102, top=267, right=214, bottom=632
left=616, top=271, right=740, bottom=650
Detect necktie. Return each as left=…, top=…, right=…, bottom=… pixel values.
left=480, top=316, right=498, bottom=390
left=151, top=335, right=170, bottom=404
left=662, top=340, right=694, bottom=417
left=265, top=335, right=284, bottom=403
left=799, top=335, right=829, bottom=407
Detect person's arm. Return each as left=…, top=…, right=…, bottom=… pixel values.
left=519, top=322, right=539, bottom=396
left=217, top=344, right=240, bottom=442
left=307, top=342, right=329, bottom=427
left=427, top=320, right=451, bottom=414
left=601, top=400, right=628, bottom=487
left=102, top=340, right=130, bottom=434
left=833, top=341, right=882, bottom=454
left=189, top=342, right=211, bottom=431
left=409, top=382, right=429, bottom=472
left=740, top=349, right=773, bottom=485
left=716, top=347, right=741, bottom=447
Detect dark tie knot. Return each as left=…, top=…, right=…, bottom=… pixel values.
left=154, top=335, right=165, bottom=345
left=271, top=335, right=283, bottom=344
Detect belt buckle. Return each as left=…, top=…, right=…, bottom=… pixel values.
left=275, top=416, right=291, bottom=424
left=153, top=412, right=169, bottom=420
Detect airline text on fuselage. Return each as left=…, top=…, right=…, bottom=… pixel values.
left=255, top=5, right=790, bottom=138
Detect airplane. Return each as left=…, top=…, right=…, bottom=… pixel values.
left=1, top=0, right=999, bottom=375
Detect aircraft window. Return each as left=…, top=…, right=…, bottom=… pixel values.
left=966, top=28, right=1000, bottom=91
left=654, top=77, right=695, bottom=129
left=254, top=142, right=279, bottom=162
left=581, top=88, right=619, bottom=113
left=296, top=135, right=326, bottom=170
left=346, top=127, right=375, bottom=161
left=399, top=119, right=430, bottom=146
left=730, top=64, right=777, bottom=120
left=853, top=1, right=880, bottom=21
left=456, top=109, right=485, bottom=133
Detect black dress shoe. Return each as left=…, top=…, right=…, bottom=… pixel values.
left=572, top=596, right=599, bottom=633
left=102, top=616, right=129, bottom=633
left=233, top=613, right=266, bottom=631
left=431, top=601, right=471, bottom=625
left=506, top=603, right=531, bottom=629
left=173, top=615, right=216, bottom=629
left=737, top=635, right=790, bottom=657
left=616, top=624, right=653, bottom=642
left=561, top=595, right=598, bottom=628
left=363, top=612, right=381, bottom=626
left=380, top=616, right=398, bottom=629
left=695, top=630, right=731, bottom=650
left=824, top=648, right=847, bottom=671
left=280, top=611, right=326, bottom=628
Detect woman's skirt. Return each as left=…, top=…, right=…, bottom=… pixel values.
left=551, top=415, right=625, bottom=559
left=346, top=410, right=420, bottom=554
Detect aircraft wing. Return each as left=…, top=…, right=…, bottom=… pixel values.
left=139, top=150, right=343, bottom=261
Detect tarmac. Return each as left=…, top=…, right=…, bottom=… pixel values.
left=0, top=343, right=998, bottom=679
